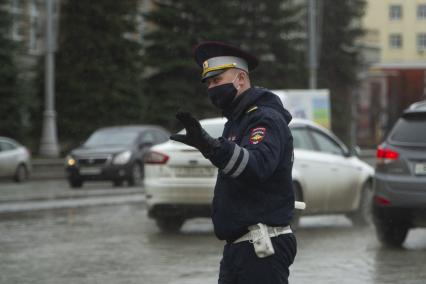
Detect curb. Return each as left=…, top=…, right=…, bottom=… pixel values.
left=0, top=194, right=145, bottom=214
left=31, top=158, right=65, bottom=180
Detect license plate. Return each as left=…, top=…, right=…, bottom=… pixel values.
left=415, top=163, right=426, bottom=175
left=80, top=167, right=101, bottom=175
left=175, top=167, right=215, bottom=177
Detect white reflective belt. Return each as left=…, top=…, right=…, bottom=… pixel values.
left=233, top=225, right=292, bottom=244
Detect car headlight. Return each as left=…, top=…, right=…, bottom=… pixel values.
left=113, top=151, right=132, bottom=165
left=65, top=155, right=76, bottom=166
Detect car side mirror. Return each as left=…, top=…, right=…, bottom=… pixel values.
left=349, top=146, right=361, bottom=157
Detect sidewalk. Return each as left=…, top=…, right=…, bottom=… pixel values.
left=31, top=158, right=65, bottom=180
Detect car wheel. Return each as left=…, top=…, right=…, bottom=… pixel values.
left=69, top=178, right=83, bottom=188
left=113, top=179, right=124, bottom=187
left=155, top=217, right=185, bottom=233
left=347, top=182, right=373, bottom=226
left=128, top=163, right=143, bottom=186
left=374, top=220, right=409, bottom=248
left=291, top=182, right=303, bottom=230
left=14, top=164, right=28, bottom=183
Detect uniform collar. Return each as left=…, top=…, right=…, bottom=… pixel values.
left=223, top=87, right=261, bottom=119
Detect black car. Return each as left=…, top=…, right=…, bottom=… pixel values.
left=65, top=125, right=170, bottom=188
left=373, top=100, right=426, bottom=247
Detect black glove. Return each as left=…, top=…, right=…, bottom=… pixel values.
left=170, top=112, right=220, bottom=158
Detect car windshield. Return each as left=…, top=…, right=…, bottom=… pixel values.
left=84, top=129, right=139, bottom=146
left=390, top=116, right=426, bottom=144
left=178, top=122, right=225, bottom=139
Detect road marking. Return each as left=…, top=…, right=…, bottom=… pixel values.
left=0, top=194, right=146, bottom=213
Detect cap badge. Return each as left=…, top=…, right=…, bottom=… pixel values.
left=203, top=60, right=209, bottom=69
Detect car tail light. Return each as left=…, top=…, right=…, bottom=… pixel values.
left=374, top=195, right=391, bottom=206
left=376, top=146, right=399, bottom=164
left=144, top=151, right=169, bottom=164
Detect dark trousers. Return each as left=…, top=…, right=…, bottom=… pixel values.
left=218, top=233, right=297, bottom=284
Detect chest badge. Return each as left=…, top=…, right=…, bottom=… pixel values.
left=249, top=127, right=266, bottom=145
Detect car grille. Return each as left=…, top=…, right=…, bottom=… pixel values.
left=78, top=157, right=109, bottom=166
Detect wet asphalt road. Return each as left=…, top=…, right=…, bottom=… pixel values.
left=1, top=180, right=426, bottom=284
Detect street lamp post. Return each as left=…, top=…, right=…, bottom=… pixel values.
left=39, top=0, right=59, bottom=157
left=308, top=0, right=318, bottom=90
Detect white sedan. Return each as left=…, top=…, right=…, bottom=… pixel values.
left=0, top=136, right=31, bottom=182
left=144, top=118, right=374, bottom=232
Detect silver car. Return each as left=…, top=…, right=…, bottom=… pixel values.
left=0, top=137, right=31, bottom=182
left=373, top=100, right=426, bottom=247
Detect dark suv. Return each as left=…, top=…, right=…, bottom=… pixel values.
left=373, top=100, right=426, bottom=247
left=65, top=125, right=169, bottom=188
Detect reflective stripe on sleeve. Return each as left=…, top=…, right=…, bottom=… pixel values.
left=230, top=148, right=249, bottom=178
left=222, top=144, right=242, bottom=175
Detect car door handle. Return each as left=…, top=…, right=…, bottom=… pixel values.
left=300, top=163, right=309, bottom=168
left=331, top=167, right=339, bottom=172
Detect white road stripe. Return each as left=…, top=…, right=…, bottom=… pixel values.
left=0, top=194, right=146, bottom=213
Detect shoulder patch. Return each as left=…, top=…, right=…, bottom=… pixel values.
left=249, top=127, right=266, bottom=145
left=245, top=106, right=258, bottom=114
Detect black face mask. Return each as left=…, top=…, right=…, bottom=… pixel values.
left=207, top=82, right=238, bottom=110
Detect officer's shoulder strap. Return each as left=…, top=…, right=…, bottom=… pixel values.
left=245, top=105, right=258, bottom=114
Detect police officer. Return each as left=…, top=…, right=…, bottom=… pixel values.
left=170, top=41, right=297, bottom=284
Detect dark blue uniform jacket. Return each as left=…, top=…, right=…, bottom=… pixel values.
left=209, top=87, right=295, bottom=242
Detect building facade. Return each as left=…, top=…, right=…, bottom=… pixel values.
left=364, top=0, right=426, bottom=63
left=357, top=0, right=426, bottom=147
